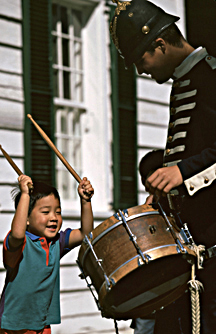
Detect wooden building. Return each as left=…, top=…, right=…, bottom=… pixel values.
left=0, top=0, right=215, bottom=333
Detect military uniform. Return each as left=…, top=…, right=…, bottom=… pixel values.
left=110, top=1, right=216, bottom=333
left=152, top=47, right=216, bottom=334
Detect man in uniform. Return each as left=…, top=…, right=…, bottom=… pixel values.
left=110, top=0, right=216, bottom=333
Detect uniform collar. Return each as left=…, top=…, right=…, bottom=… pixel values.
left=173, top=47, right=208, bottom=79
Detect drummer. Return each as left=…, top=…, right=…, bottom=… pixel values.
left=110, top=0, right=216, bottom=333
left=0, top=174, right=94, bottom=333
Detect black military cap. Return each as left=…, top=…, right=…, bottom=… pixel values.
left=110, top=0, right=179, bottom=68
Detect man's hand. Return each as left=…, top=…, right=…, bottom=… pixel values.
left=145, top=165, right=183, bottom=198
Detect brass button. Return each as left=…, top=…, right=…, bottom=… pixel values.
left=128, top=12, right=133, bottom=17
left=168, top=136, right=173, bottom=143
left=142, top=25, right=150, bottom=34
left=170, top=107, right=176, bottom=115
left=170, top=96, right=176, bottom=102
left=166, top=149, right=171, bottom=155
left=190, top=185, right=194, bottom=191
left=163, top=163, right=168, bottom=167
left=173, top=82, right=180, bottom=88
left=207, top=56, right=212, bottom=60
left=204, top=178, right=209, bottom=184
left=169, top=122, right=174, bottom=129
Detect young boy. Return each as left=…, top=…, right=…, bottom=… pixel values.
left=0, top=174, right=94, bottom=333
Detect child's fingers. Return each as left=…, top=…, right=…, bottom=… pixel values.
left=18, top=175, right=33, bottom=193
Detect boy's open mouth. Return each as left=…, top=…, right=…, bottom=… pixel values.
left=46, top=224, right=57, bottom=230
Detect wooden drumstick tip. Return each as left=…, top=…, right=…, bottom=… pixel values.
left=27, top=114, right=32, bottom=119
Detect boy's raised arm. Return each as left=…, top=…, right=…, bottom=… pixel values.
left=68, top=177, right=94, bottom=249
left=9, top=175, right=33, bottom=249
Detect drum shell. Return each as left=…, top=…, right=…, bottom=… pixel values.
left=78, top=204, right=196, bottom=319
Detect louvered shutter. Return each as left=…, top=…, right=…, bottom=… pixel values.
left=109, top=6, right=137, bottom=211
left=23, top=0, right=55, bottom=185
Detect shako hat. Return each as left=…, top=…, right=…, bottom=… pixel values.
left=110, top=0, right=179, bottom=68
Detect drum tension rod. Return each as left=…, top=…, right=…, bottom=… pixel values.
left=76, top=259, right=102, bottom=311
left=84, top=235, right=113, bottom=290
left=118, top=210, right=150, bottom=264
left=157, top=202, right=187, bottom=254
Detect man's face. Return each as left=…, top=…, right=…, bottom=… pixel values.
left=134, top=44, right=173, bottom=84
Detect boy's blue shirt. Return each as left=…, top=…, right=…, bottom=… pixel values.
left=0, top=228, right=72, bottom=330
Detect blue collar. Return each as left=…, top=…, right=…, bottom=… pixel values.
left=25, top=231, right=41, bottom=240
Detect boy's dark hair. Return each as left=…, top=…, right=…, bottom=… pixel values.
left=14, top=181, right=61, bottom=216
left=146, top=23, right=185, bottom=54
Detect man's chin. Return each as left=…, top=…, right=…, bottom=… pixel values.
left=156, top=78, right=169, bottom=84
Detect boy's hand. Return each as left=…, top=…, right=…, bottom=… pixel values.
left=18, top=175, right=33, bottom=195
left=78, top=177, right=94, bottom=201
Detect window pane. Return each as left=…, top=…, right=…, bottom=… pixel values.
left=52, top=35, right=57, bottom=64
left=61, top=114, right=67, bottom=134
left=61, top=6, right=68, bottom=34
left=55, top=108, right=82, bottom=201
left=53, top=69, right=58, bottom=97
left=62, top=38, right=69, bottom=66
left=74, top=41, right=82, bottom=70
left=63, top=71, right=70, bottom=99
left=52, top=4, right=58, bottom=31
left=72, top=73, right=83, bottom=102
left=73, top=10, right=82, bottom=38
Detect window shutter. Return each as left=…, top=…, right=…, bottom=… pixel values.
left=109, top=6, right=137, bottom=211
left=22, top=0, right=55, bottom=185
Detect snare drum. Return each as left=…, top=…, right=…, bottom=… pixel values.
left=77, top=204, right=196, bottom=320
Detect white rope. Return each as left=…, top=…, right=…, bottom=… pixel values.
left=188, top=252, right=204, bottom=334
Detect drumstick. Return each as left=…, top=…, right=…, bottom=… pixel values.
left=0, top=145, right=34, bottom=191
left=27, top=114, right=82, bottom=183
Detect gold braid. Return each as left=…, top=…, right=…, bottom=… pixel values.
left=110, top=0, right=131, bottom=51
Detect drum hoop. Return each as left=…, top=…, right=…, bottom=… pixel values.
left=81, top=211, right=160, bottom=267
left=99, top=243, right=181, bottom=286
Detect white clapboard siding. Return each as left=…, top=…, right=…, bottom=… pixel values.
left=137, top=76, right=171, bottom=104
left=0, top=19, right=22, bottom=47
left=0, top=0, right=22, bottom=20
left=0, top=47, right=22, bottom=74
left=0, top=71, right=23, bottom=102
left=0, top=130, right=24, bottom=155
left=137, top=100, right=169, bottom=127
left=138, top=123, right=167, bottom=150
left=0, top=100, right=24, bottom=130
left=0, top=158, right=24, bottom=183
left=137, top=75, right=171, bottom=205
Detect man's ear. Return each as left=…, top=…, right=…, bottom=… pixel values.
left=155, top=38, right=166, bottom=54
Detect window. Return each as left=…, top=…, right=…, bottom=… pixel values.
left=52, top=2, right=84, bottom=202
left=52, top=4, right=83, bottom=102
left=55, top=108, right=82, bottom=200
